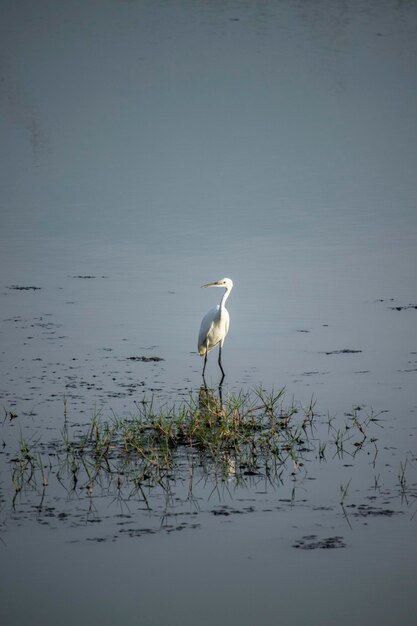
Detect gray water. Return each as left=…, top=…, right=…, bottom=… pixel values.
left=1, top=1, right=417, bottom=625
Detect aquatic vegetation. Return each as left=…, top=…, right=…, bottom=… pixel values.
left=5, top=386, right=385, bottom=509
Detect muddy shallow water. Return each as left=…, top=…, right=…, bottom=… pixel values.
left=1, top=1, right=417, bottom=625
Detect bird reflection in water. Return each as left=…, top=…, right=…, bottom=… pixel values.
left=197, top=384, right=237, bottom=481
left=198, top=383, right=224, bottom=418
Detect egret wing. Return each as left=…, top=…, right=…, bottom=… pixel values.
left=198, top=305, right=221, bottom=355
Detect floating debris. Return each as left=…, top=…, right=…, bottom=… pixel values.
left=8, top=285, right=42, bottom=291
left=127, top=356, right=164, bottom=362
left=349, top=505, right=403, bottom=518
left=390, top=305, right=417, bottom=311
left=324, top=349, right=362, bottom=355
left=71, top=275, right=108, bottom=279
left=293, top=535, right=346, bottom=550
left=212, top=506, right=255, bottom=516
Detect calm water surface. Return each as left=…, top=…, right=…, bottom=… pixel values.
left=1, top=1, right=416, bottom=625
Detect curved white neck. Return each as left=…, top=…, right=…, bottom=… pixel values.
left=220, top=286, right=232, bottom=309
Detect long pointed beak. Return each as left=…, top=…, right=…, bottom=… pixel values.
left=201, top=281, right=219, bottom=288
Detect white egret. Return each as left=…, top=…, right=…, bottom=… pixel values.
left=198, top=277, right=233, bottom=380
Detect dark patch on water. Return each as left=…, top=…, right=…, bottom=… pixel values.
left=293, top=535, right=346, bottom=549
left=119, top=527, right=158, bottom=537
left=8, top=285, right=42, bottom=291
left=323, top=349, right=362, bottom=355
left=118, top=522, right=201, bottom=539
left=127, top=356, right=164, bottom=362
left=302, top=371, right=329, bottom=376
left=348, top=505, right=403, bottom=518
left=212, top=505, right=255, bottom=516
left=390, top=305, right=417, bottom=311
left=71, top=275, right=108, bottom=279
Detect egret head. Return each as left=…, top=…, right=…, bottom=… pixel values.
left=201, top=277, right=233, bottom=290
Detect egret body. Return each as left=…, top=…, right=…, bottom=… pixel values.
left=198, top=277, right=233, bottom=381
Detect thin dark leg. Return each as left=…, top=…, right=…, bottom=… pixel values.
left=202, top=352, right=208, bottom=378
left=218, top=344, right=225, bottom=383
left=218, top=382, right=223, bottom=405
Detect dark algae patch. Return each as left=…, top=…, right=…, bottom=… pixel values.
left=348, top=505, right=403, bottom=518
left=376, top=298, right=417, bottom=311
left=72, top=275, right=108, bottom=279
left=293, top=535, right=346, bottom=550
left=8, top=285, right=42, bottom=291
left=323, top=349, right=362, bottom=355
left=212, top=506, right=256, bottom=516
left=390, top=304, right=417, bottom=311
left=127, top=356, right=164, bottom=362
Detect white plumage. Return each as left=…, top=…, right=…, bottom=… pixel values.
left=197, top=277, right=233, bottom=380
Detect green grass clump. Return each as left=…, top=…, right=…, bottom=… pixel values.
left=7, top=387, right=382, bottom=505
left=49, top=385, right=317, bottom=496
left=83, top=387, right=300, bottom=463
